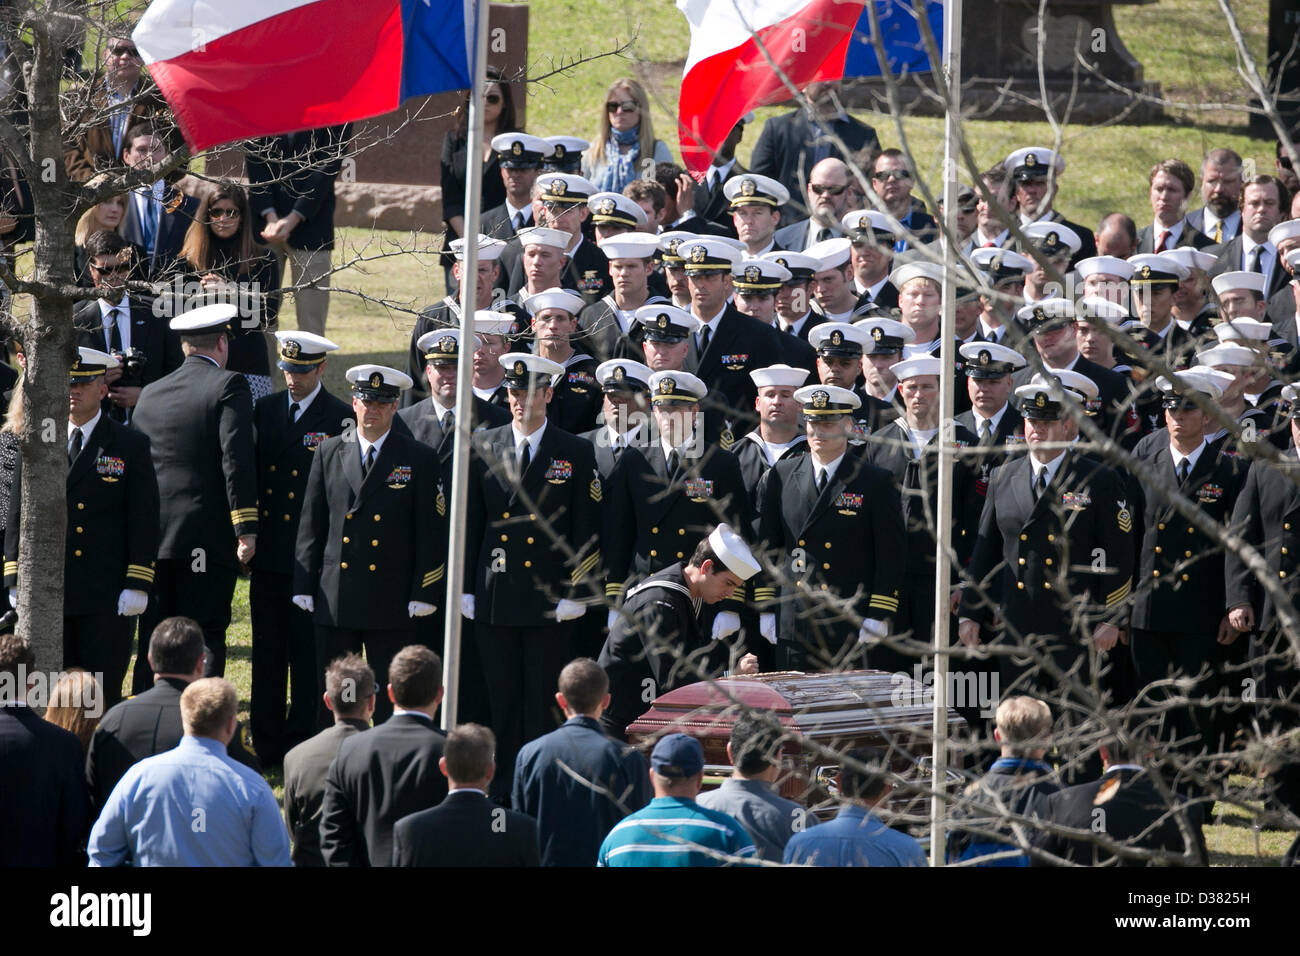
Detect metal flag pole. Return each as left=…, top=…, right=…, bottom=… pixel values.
left=442, top=0, right=491, bottom=731
left=930, top=0, right=962, bottom=866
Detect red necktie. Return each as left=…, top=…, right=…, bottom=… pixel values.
left=1155, top=230, right=1170, bottom=253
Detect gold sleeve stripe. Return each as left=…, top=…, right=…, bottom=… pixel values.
left=422, top=566, right=446, bottom=587
left=869, top=595, right=900, bottom=612
left=571, top=552, right=601, bottom=583
left=751, top=587, right=777, bottom=602
left=605, top=581, right=625, bottom=598
left=1105, top=580, right=1132, bottom=607
left=3, top=561, right=17, bottom=575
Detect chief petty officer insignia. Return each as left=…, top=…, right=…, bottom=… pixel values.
left=1117, top=499, right=1132, bottom=533
left=511, top=139, right=524, bottom=156
left=589, top=475, right=602, bottom=502
left=552, top=143, right=566, bottom=159
left=436, top=481, right=447, bottom=516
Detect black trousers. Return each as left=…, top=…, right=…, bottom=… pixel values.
left=315, top=623, right=417, bottom=727
left=133, top=559, right=237, bottom=693
left=64, top=612, right=136, bottom=710
left=1131, top=628, right=1217, bottom=753
left=1249, top=624, right=1300, bottom=735
left=475, top=621, right=573, bottom=801
left=249, top=570, right=319, bottom=766
left=413, top=612, right=494, bottom=728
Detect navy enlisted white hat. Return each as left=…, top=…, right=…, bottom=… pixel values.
left=1158, top=248, right=1217, bottom=274
left=636, top=304, right=700, bottom=341
left=809, top=322, right=870, bottom=357
left=733, top=258, right=791, bottom=293
left=448, top=234, right=507, bottom=262
left=599, top=233, right=661, bottom=261
left=1196, top=343, right=1258, bottom=368
left=538, top=173, right=596, bottom=205
left=724, top=173, right=790, bottom=208
left=794, top=383, right=861, bottom=415
left=1214, top=317, right=1272, bottom=343
left=1073, top=255, right=1133, bottom=281
left=274, top=330, right=339, bottom=371
left=649, top=369, right=708, bottom=404
left=517, top=226, right=570, bottom=250
left=491, top=133, right=549, bottom=168
left=417, top=329, right=472, bottom=365
left=1076, top=296, right=1130, bottom=325
left=889, top=356, right=943, bottom=381
left=523, top=287, right=586, bottom=317
left=750, top=363, right=808, bottom=389
left=70, top=347, right=119, bottom=382
left=707, top=523, right=761, bottom=580
left=959, top=341, right=1026, bottom=378
left=1211, top=271, right=1268, bottom=297
left=499, top=352, right=562, bottom=389
left=890, top=261, right=944, bottom=289
left=1157, top=370, right=1224, bottom=405
left=596, top=359, right=652, bottom=393
left=587, top=191, right=647, bottom=228
left=169, top=302, right=238, bottom=333
left=474, top=310, right=523, bottom=337
left=806, top=237, right=852, bottom=271
left=347, top=365, right=412, bottom=402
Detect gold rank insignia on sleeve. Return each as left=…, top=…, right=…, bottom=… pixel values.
left=1117, top=499, right=1132, bottom=533
left=589, top=476, right=602, bottom=502
left=436, top=485, right=447, bottom=517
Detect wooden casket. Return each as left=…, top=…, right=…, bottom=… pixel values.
left=626, top=670, right=966, bottom=826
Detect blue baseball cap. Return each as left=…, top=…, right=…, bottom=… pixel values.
left=650, top=733, right=704, bottom=778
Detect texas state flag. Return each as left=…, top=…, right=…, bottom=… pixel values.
left=134, top=0, right=473, bottom=152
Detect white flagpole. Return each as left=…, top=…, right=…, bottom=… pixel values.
left=930, top=0, right=961, bottom=866
left=442, top=0, right=491, bottom=731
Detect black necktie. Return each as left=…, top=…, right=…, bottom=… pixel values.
left=513, top=212, right=524, bottom=231
left=518, top=440, right=531, bottom=476
left=443, top=410, right=455, bottom=434
left=363, top=446, right=375, bottom=475
left=289, top=402, right=300, bottom=423
left=68, top=427, right=82, bottom=468
left=105, top=309, right=122, bottom=354
left=1176, top=458, right=1190, bottom=483
left=979, top=419, right=993, bottom=442
left=1247, top=246, right=1262, bottom=273
left=667, top=450, right=680, bottom=478
left=816, top=469, right=828, bottom=493
left=698, top=325, right=711, bottom=356
left=1033, top=469, right=1048, bottom=499
left=817, top=227, right=831, bottom=243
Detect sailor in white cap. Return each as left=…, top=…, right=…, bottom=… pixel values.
left=1004, top=147, right=1096, bottom=267
left=956, top=375, right=1134, bottom=714
left=250, top=330, right=354, bottom=756
left=724, top=173, right=790, bottom=256
left=1194, top=342, right=1282, bottom=452
left=597, top=521, right=761, bottom=739
left=865, top=356, right=981, bottom=657
left=806, top=237, right=857, bottom=321
left=970, top=248, right=1033, bottom=343
left=1074, top=254, right=1135, bottom=306
left=601, top=368, right=750, bottom=646
left=461, top=349, right=602, bottom=789
left=761, top=250, right=823, bottom=338
left=1157, top=247, right=1220, bottom=338
left=841, top=209, right=901, bottom=308
left=889, top=261, right=944, bottom=356
left=522, top=287, right=602, bottom=434
left=397, top=328, right=510, bottom=455
left=403, top=232, right=521, bottom=408
left=128, top=303, right=258, bottom=692
left=498, top=172, right=611, bottom=303
left=515, top=226, right=575, bottom=301
left=1268, top=220, right=1300, bottom=328
left=750, top=381, right=905, bottom=671
left=583, top=231, right=663, bottom=363
left=1074, top=296, right=1132, bottom=374
left=732, top=363, right=810, bottom=496
left=289, top=363, right=443, bottom=724
left=467, top=310, right=526, bottom=411
left=1212, top=270, right=1270, bottom=325
left=1128, top=367, right=1248, bottom=748
left=3, top=347, right=157, bottom=710
left=957, top=341, right=1029, bottom=450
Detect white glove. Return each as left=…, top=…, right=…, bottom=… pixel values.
left=408, top=601, right=436, bottom=618
left=555, top=599, right=586, bottom=622
left=292, top=594, right=315, bottom=613
left=6, top=587, right=14, bottom=608
left=116, top=589, right=148, bottom=617
left=711, top=611, right=741, bottom=641
left=759, top=612, right=777, bottom=645
left=607, top=608, right=619, bottom=631
left=461, top=594, right=476, bottom=620
left=858, top=618, right=888, bottom=644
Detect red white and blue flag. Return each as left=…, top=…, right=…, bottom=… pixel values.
left=134, top=0, right=474, bottom=151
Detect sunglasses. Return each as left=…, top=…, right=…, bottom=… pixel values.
left=90, top=262, right=130, bottom=275
left=1281, top=155, right=1294, bottom=171
left=108, top=45, right=138, bottom=57
left=809, top=184, right=848, bottom=197
left=872, top=170, right=911, bottom=182
left=485, top=93, right=503, bottom=105
left=606, top=100, right=638, bottom=114
left=209, top=208, right=241, bottom=220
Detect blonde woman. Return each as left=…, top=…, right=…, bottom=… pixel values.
left=583, top=78, right=672, bottom=194
left=44, top=669, right=105, bottom=755
left=73, top=174, right=146, bottom=285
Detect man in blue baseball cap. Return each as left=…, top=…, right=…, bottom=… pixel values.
left=597, top=732, right=756, bottom=866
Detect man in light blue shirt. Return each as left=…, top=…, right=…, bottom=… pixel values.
left=783, top=746, right=926, bottom=867
left=88, top=678, right=291, bottom=867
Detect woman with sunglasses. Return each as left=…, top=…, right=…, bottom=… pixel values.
left=583, top=77, right=672, bottom=195
left=167, top=181, right=281, bottom=400
left=73, top=173, right=147, bottom=285
left=440, top=67, right=518, bottom=278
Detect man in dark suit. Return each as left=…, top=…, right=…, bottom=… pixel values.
left=772, top=158, right=853, bottom=252
left=293, top=365, right=444, bottom=726
left=749, top=82, right=879, bottom=223
left=117, top=123, right=199, bottom=279
left=1207, top=175, right=1291, bottom=301
left=463, top=352, right=603, bottom=799
left=0, top=635, right=89, bottom=867
left=753, top=384, right=906, bottom=672
left=282, top=653, right=374, bottom=867
left=249, top=332, right=354, bottom=765
left=1003, top=147, right=1097, bottom=269
left=86, top=617, right=260, bottom=814
left=1136, top=159, right=1215, bottom=254
left=130, top=305, right=260, bottom=691
left=1031, top=733, right=1207, bottom=866
left=392, top=723, right=539, bottom=866
left=4, top=349, right=159, bottom=709
left=75, top=230, right=181, bottom=422
left=512, top=658, right=651, bottom=866
left=245, top=123, right=351, bottom=336
left=871, top=150, right=937, bottom=253
left=320, top=645, right=448, bottom=867
left=1185, top=148, right=1244, bottom=245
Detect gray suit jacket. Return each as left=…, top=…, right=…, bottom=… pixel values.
left=282, top=718, right=369, bottom=867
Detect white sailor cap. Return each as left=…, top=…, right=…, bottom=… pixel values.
left=1156, top=370, right=1224, bottom=402
left=750, top=363, right=809, bottom=390
left=1195, top=344, right=1259, bottom=368
left=598, top=232, right=661, bottom=261
left=889, top=260, right=944, bottom=289
left=659, top=231, right=702, bottom=264
left=889, top=356, right=943, bottom=381
left=473, top=311, right=523, bottom=337
left=541, top=136, right=589, bottom=170
left=1214, top=317, right=1272, bottom=342
left=523, top=287, right=586, bottom=317
left=806, top=236, right=852, bottom=271
left=1074, top=255, right=1134, bottom=281
left=708, top=523, right=761, bottom=580
left=517, top=226, right=571, bottom=250
left=1268, top=220, right=1300, bottom=248
left=448, top=234, right=507, bottom=262
left=1158, top=247, right=1217, bottom=274
left=1076, top=296, right=1130, bottom=325
left=1211, top=271, right=1268, bottom=297
left=1184, top=365, right=1237, bottom=393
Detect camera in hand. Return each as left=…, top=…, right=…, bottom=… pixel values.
left=115, top=348, right=148, bottom=388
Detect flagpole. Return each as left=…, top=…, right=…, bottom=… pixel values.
left=442, top=0, right=491, bottom=732
left=930, top=0, right=961, bottom=867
